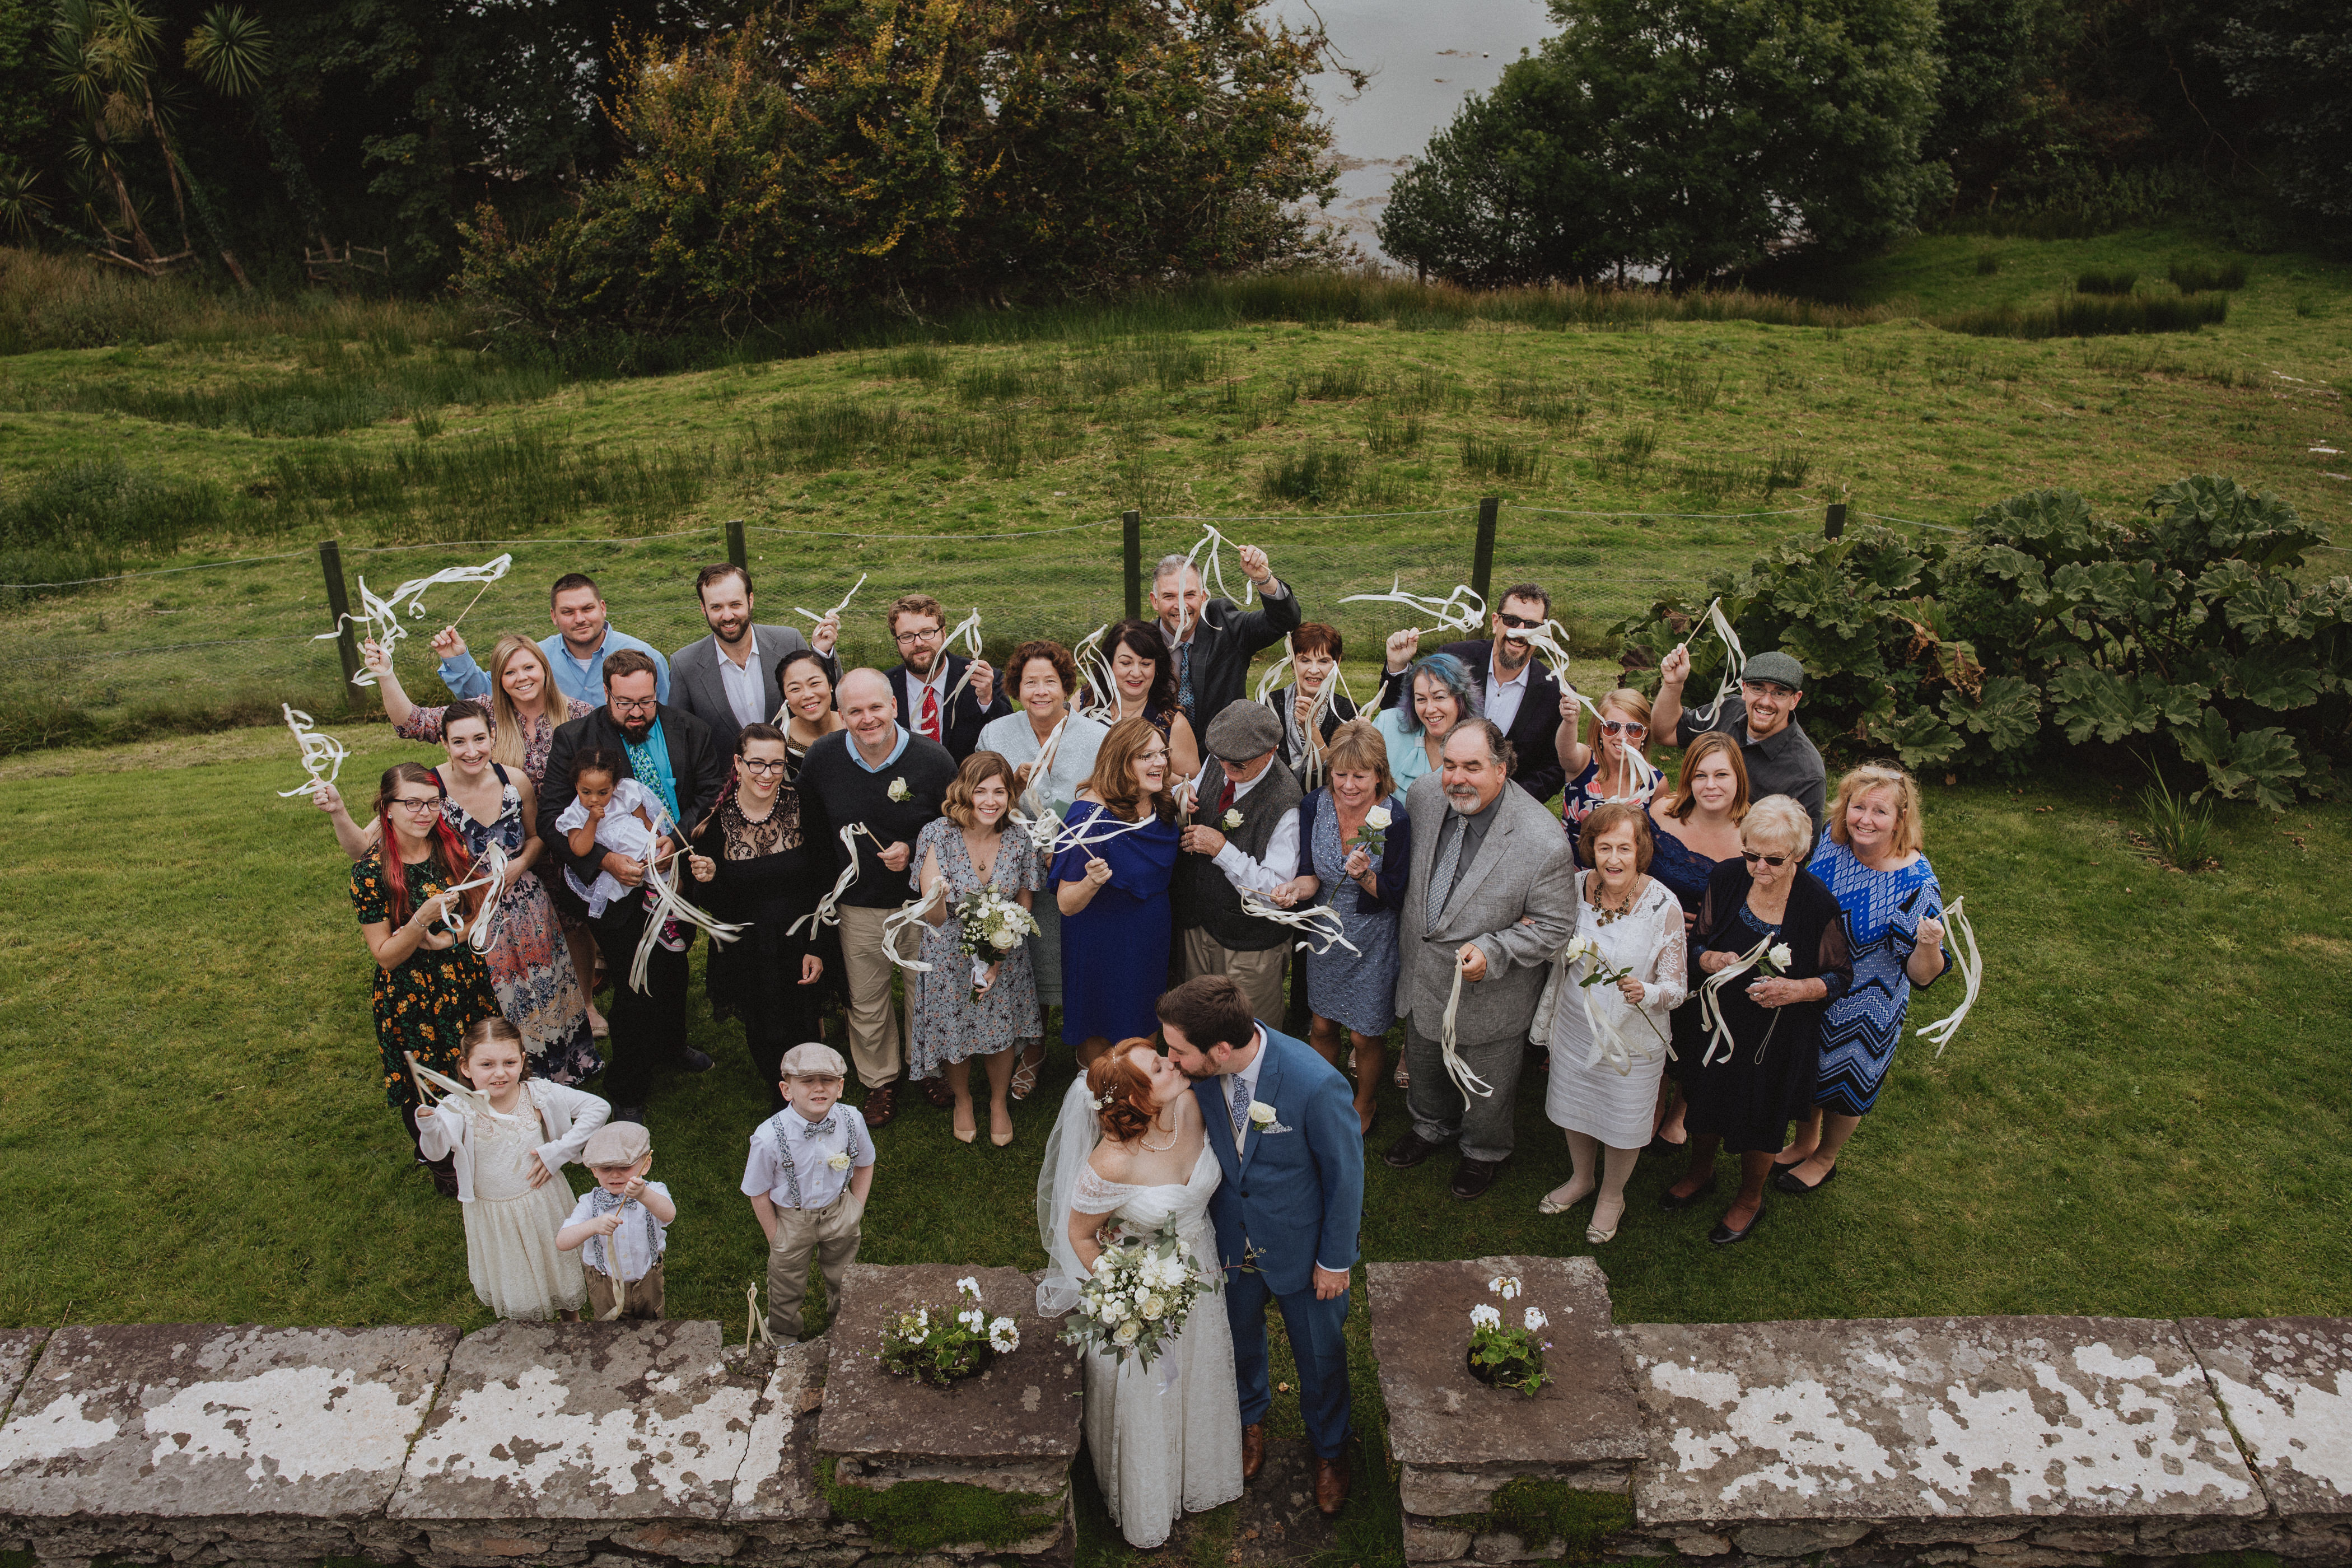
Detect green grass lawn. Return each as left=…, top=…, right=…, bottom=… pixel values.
left=2, top=726, right=2345, bottom=1338
left=3, top=227, right=2347, bottom=748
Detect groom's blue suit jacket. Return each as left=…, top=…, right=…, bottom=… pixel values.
left=1193, top=1027, right=1365, bottom=1297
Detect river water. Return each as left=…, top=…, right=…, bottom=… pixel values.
left=1273, top=0, right=1557, bottom=262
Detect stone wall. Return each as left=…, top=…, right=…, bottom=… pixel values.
left=0, top=1267, right=1077, bottom=1568
left=1369, top=1259, right=2352, bottom=1568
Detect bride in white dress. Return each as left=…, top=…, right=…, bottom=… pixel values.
left=1037, top=1040, right=1244, bottom=1547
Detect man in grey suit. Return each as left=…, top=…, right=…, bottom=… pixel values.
left=1382, top=718, right=1577, bottom=1200
left=670, top=564, right=841, bottom=758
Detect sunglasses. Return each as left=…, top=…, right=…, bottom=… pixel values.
left=1496, top=613, right=1543, bottom=630
left=1740, top=850, right=1791, bottom=867
left=1598, top=719, right=1647, bottom=736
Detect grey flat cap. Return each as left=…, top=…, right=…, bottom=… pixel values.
left=1204, top=699, right=1282, bottom=762
left=583, top=1121, right=651, bottom=1166
left=1741, top=651, right=1805, bottom=691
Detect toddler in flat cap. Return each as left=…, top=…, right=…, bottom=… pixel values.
left=743, top=1042, right=875, bottom=1340
left=557, top=1120, right=674, bottom=1320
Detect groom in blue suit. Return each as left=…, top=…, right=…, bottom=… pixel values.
left=1160, top=975, right=1365, bottom=1516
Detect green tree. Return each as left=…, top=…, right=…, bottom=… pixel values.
left=1380, top=0, right=1949, bottom=288
left=2209, top=0, right=2352, bottom=221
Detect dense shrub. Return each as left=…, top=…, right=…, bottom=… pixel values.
left=1939, top=293, right=2227, bottom=339
left=1616, top=477, right=2350, bottom=808
left=2167, top=259, right=2248, bottom=293
left=2075, top=269, right=2138, bottom=295
left=0, top=458, right=226, bottom=599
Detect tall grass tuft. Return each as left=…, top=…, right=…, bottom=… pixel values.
left=1460, top=438, right=1546, bottom=482
left=2075, top=269, right=2139, bottom=296
left=2166, top=259, right=2248, bottom=293
left=1495, top=380, right=1589, bottom=430
left=1939, top=293, right=2227, bottom=339
left=1258, top=443, right=1357, bottom=503
left=2137, top=760, right=2218, bottom=872
left=1650, top=354, right=1724, bottom=413
left=0, top=458, right=227, bottom=597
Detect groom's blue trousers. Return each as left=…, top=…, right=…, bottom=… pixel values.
left=1225, top=1268, right=1352, bottom=1459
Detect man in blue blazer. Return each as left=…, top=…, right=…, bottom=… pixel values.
left=1160, top=975, right=1364, bottom=1518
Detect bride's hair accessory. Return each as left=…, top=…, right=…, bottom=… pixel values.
left=1085, top=1038, right=1160, bottom=1142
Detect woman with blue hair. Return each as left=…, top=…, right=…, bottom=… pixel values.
left=1370, top=651, right=1478, bottom=792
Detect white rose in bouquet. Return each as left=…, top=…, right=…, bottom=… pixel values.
left=1114, top=1320, right=1142, bottom=1346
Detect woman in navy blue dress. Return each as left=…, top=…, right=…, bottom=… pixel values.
left=1772, top=763, right=1948, bottom=1194
left=1052, top=716, right=1182, bottom=1072
left=1646, top=732, right=1749, bottom=1147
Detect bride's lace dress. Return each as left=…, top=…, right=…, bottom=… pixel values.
left=1067, top=1143, right=1244, bottom=1547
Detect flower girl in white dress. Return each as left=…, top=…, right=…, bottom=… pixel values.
left=1038, top=1040, right=1244, bottom=1548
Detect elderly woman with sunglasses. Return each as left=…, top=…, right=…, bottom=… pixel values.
left=1553, top=686, right=1662, bottom=865
left=1660, top=795, right=1851, bottom=1246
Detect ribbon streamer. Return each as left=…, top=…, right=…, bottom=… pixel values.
left=274, top=704, right=348, bottom=800
left=1338, top=576, right=1485, bottom=640
left=1072, top=625, right=1122, bottom=722
left=1681, top=598, right=1746, bottom=726
left=1053, top=807, right=1162, bottom=858
left=434, top=841, right=511, bottom=952
left=879, top=879, right=948, bottom=975
left=1440, top=962, right=1498, bottom=1106
left=793, top=571, right=867, bottom=626
left=1252, top=637, right=1356, bottom=790
left=404, top=1051, right=502, bottom=1122
left=790, top=823, right=884, bottom=937
left=313, top=553, right=514, bottom=686
left=1696, top=932, right=1777, bottom=1067
left=936, top=606, right=988, bottom=714
left=1238, top=889, right=1361, bottom=957
left=745, top=1284, right=773, bottom=1349
left=1557, top=680, right=1663, bottom=803
left=1173, top=524, right=1257, bottom=643
left=627, top=801, right=747, bottom=993
left=1914, top=895, right=1981, bottom=1057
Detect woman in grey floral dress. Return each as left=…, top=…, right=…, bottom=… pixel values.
left=909, top=752, right=1043, bottom=1146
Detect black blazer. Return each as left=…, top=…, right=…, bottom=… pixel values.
left=887, top=654, right=1011, bottom=762
left=1169, top=585, right=1303, bottom=736
left=1374, top=638, right=1566, bottom=804
left=538, top=703, right=725, bottom=889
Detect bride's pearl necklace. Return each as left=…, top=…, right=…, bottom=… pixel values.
left=1139, top=1112, right=1179, bottom=1152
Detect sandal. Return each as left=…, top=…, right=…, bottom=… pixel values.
left=1392, top=1061, right=1410, bottom=1090
left=1010, top=1046, right=1045, bottom=1102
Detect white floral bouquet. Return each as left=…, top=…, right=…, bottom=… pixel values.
left=878, top=1276, right=1021, bottom=1387
left=1062, top=1224, right=1216, bottom=1368
left=955, top=886, right=1040, bottom=1001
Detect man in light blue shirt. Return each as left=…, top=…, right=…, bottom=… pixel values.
left=432, top=571, right=671, bottom=707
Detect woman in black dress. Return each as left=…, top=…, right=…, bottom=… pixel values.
left=1661, top=794, right=1851, bottom=1246
left=689, top=723, right=828, bottom=1108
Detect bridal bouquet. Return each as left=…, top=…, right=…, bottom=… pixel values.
left=956, top=886, right=1040, bottom=1002
left=1062, top=1225, right=1215, bottom=1368
left=879, top=1276, right=1021, bottom=1387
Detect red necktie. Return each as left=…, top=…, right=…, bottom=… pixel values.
left=921, top=684, right=941, bottom=743
left=1216, top=776, right=1236, bottom=818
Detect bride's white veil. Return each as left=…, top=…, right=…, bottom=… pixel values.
left=1034, top=1075, right=1103, bottom=1316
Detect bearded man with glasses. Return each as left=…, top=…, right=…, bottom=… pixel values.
left=1375, top=582, right=1566, bottom=804
left=539, top=648, right=726, bottom=1124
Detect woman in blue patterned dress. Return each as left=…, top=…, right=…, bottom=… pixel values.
left=1273, top=720, right=1412, bottom=1135
left=1772, top=763, right=1948, bottom=1195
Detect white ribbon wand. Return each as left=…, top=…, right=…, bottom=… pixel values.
left=790, top=823, right=887, bottom=937
left=1174, top=524, right=1256, bottom=643
left=405, top=1051, right=500, bottom=1121
left=1053, top=808, right=1162, bottom=858
left=1440, top=962, right=1498, bottom=1107
left=433, top=840, right=511, bottom=952
left=1914, top=896, right=1981, bottom=1056
left=879, top=879, right=948, bottom=974
left=627, top=802, right=748, bottom=993
left=1338, top=576, right=1485, bottom=640
left=1253, top=638, right=1356, bottom=790
left=793, top=571, right=867, bottom=627
left=1072, top=625, right=1121, bottom=722
left=1558, top=682, right=1663, bottom=803
left=274, top=704, right=348, bottom=800
left=1239, top=889, right=1360, bottom=957
left=1014, top=711, right=1074, bottom=832
left=314, top=553, right=514, bottom=686
left=1696, top=931, right=1780, bottom=1067
left=1681, top=598, right=1746, bottom=726
left=745, top=1284, right=774, bottom=1349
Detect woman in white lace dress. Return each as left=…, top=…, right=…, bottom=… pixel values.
left=1537, top=803, right=1689, bottom=1244
left=1037, top=1041, right=1244, bottom=1548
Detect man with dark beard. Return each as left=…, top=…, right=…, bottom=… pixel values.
left=671, top=563, right=839, bottom=758
left=540, top=650, right=726, bottom=1123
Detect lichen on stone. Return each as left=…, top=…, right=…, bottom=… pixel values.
left=816, top=1456, right=1063, bottom=1552
left=1427, top=1477, right=1635, bottom=1562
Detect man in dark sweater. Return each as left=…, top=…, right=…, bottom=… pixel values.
left=538, top=650, right=725, bottom=1124
left=794, top=668, right=958, bottom=1127
left=1152, top=541, right=1303, bottom=735
left=1173, top=701, right=1306, bottom=1027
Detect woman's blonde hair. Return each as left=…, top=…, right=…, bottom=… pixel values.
left=1828, top=762, right=1926, bottom=857
left=1086, top=716, right=1178, bottom=823
left=1665, top=731, right=1750, bottom=823
left=1320, top=718, right=1394, bottom=800
left=1582, top=687, right=1655, bottom=763
left=484, top=633, right=561, bottom=769
left=944, top=750, right=1019, bottom=830
left=1742, top=795, right=1814, bottom=860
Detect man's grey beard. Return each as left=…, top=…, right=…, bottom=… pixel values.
left=1445, top=785, right=1485, bottom=813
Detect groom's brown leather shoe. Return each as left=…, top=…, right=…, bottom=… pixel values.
left=1313, top=1455, right=1350, bottom=1515
left=1450, top=1156, right=1504, bottom=1200
left=1241, top=1422, right=1265, bottom=1481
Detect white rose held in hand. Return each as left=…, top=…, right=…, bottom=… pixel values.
left=1364, top=805, right=1392, bottom=830
left=1768, top=942, right=1794, bottom=972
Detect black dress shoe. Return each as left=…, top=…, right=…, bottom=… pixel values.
left=1383, top=1130, right=1441, bottom=1169
left=1658, top=1172, right=1719, bottom=1212
left=1450, top=1156, right=1504, bottom=1200
left=1772, top=1163, right=1838, bottom=1196
left=1709, top=1207, right=1763, bottom=1245
left=614, top=1104, right=647, bottom=1126
left=676, top=1047, right=714, bottom=1073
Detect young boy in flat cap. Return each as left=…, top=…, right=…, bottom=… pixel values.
left=1173, top=698, right=1306, bottom=1028
left=557, top=1120, right=674, bottom=1320
left=743, top=1042, right=875, bottom=1340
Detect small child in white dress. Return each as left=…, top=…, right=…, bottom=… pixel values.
left=557, top=1119, right=675, bottom=1320
left=556, top=753, right=663, bottom=917
left=417, top=1016, right=610, bottom=1320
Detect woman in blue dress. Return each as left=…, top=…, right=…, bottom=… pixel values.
left=1644, top=732, right=1749, bottom=1148
left=1772, top=763, right=1948, bottom=1194
left=1274, top=720, right=1412, bottom=1135
left=1051, top=715, right=1183, bottom=1072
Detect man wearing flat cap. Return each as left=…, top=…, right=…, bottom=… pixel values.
left=1174, top=699, right=1306, bottom=1028
left=1652, top=647, right=1827, bottom=832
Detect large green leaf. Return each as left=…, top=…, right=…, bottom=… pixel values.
left=1868, top=705, right=1965, bottom=769
left=1942, top=675, right=2041, bottom=753
left=2225, top=645, right=2327, bottom=711
left=2144, top=476, right=2325, bottom=572
left=1970, top=487, right=2106, bottom=566
left=2167, top=711, right=2307, bottom=810
left=2049, top=664, right=2158, bottom=744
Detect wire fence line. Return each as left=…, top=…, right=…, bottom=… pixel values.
left=0, top=499, right=1947, bottom=739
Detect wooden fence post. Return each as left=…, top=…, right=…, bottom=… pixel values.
left=318, top=540, right=361, bottom=704
left=726, top=517, right=748, bottom=572
left=1471, top=497, right=1500, bottom=605
left=1824, top=503, right=1848, bottom=539
left=1123, top=510, right=1143, bottom=622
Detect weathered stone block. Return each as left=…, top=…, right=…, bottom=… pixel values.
left=2180, top=1316, right=2352, bottom=1519
left=1620, top=1315, right=2261, bottom=1527
left=732, top=1340, right=830, bottom=1524
left=0, top=1323, right=454, bottom=1522
left=1734, top=1520, right=1872, bottom=1557
left=1369, top=1257, right=1643, bottom=1480
left=1401, top=1519, right=1472, bottom=1561
left=390, top=1319, right=760, bottom=1524
left=816, top=1265, right=1079, bottom=1475
left=1666, top=1529, right=1732, bottom=1557
left=0, top=1330, right=48, bottom=1423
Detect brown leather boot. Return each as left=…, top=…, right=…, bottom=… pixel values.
left=1241, top=1422, right=1264, bottom=1481
left=864, top=1081, right=899, bottom=1128
left=1313, top=1454, right=1350, bottom=1515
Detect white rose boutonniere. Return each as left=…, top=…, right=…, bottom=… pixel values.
left=827, top=1152, right=853, bottom=1172
left=887, top=777, right=911, bottom=803
left=1222, top=808, right=1244, bottom=830
left=1246, top=1100, right=1289, bottom=1134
